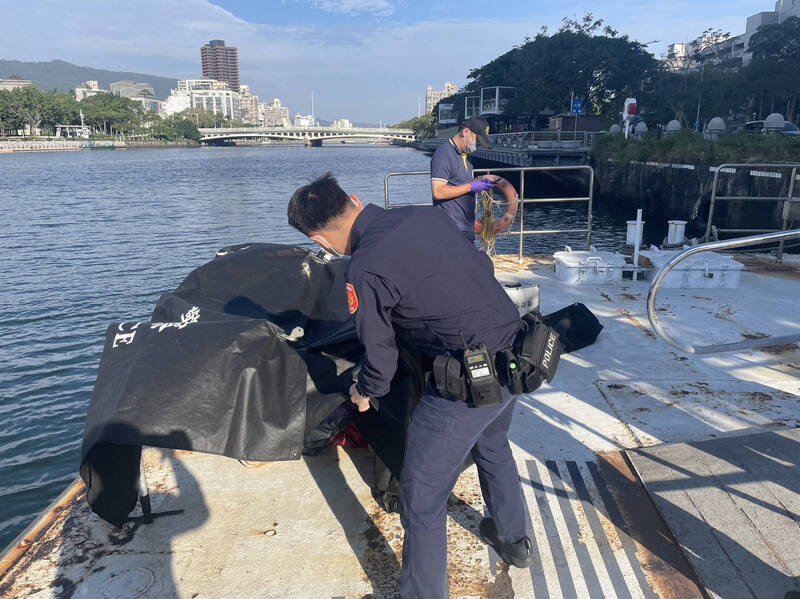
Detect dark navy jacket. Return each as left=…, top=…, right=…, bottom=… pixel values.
left=347, top=203, right=520, bottom=398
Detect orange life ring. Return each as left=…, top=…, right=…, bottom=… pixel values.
left=474, top=180, right=518, bottom=233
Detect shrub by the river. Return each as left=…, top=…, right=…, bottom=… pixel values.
left=592, top=130, right=800, bottom=167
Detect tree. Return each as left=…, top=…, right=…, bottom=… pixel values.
left=459, top=14, right=661, bottom=125
left=172, top=119, right=201, bottom=141
left=45, top=92, right=79, bottom=129
left=747, top=17, right=800, bottom=121
left=0, top=91, right=20, bottom=134
left=392, top=113, right=436, bottom=138
left=173, top=108, right=232, bottom=128
left=81, top=93, right=143, bottom=134
left=749, top=16, right=800, bottom=61
left=3, top=86, right=51, bottom=135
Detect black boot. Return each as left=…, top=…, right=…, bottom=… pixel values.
left=479, top=517, right=534, bottom=568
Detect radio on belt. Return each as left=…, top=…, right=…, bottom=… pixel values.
left=459, top=332, right=502, bottom=407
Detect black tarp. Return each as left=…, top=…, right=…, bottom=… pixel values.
left=79, top=244, right=420, bottom=526
left=78, top=243, right=601, bottom=526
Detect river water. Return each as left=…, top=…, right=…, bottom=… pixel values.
left=0, top=145, right=633, bottom=550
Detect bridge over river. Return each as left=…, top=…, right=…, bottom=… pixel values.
left=199, top=126, right=415, bottom=146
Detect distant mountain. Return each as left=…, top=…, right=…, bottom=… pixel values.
left=0, top=59, right=179, bottom=99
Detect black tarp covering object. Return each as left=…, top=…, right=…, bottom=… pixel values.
left=78, top=243, right=603, bottom=526
left=80, top=244, right=376, bottom=526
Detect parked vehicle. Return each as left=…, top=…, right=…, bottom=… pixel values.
left=733, top=120, right=800, bottom=137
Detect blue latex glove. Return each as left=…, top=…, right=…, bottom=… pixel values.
left=470, top=178, right=496, bottom=193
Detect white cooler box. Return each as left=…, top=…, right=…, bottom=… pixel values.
left=553, top=246, right=626, bottom=285
left=640, top=246, right=743, bottom=288
left=503, top=283, right=540, bottom=314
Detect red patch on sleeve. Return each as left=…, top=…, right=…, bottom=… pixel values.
left=346, top=283, right=358, bottom=314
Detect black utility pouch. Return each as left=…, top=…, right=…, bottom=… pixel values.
left=432, top=354, right=468, bottom=402
left=496, top=349, right=525, bottom=395
left=469, top=375, right=503, bottom=407
left=515, top=312, right=563, bottom=392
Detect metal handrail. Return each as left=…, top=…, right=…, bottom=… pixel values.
left=647, top=229, right=800, bottom=354
left=384, top=165, right=594, bottom=263
left=704, top=163, right=800, bottom=260
left=488, top=130, right=602, bottom=149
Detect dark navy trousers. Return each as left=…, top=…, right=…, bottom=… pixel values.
left=398, top=384, right=528, bottom=598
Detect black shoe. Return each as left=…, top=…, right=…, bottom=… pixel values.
left=479, top=517, right=534, bottom=568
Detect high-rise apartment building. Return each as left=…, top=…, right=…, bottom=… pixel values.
left=200, top=39, right=240, bottom=92
left=425, top=82, right=457, bottom=114
left=239, top=85, right=260, bottom=125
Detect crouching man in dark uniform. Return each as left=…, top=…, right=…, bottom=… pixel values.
left=287, top=173, right=533, bottom=598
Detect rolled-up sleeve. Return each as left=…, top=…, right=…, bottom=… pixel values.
left=350, top=272, right=401, bottom=398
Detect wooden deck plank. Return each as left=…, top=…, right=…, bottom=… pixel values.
left=629, top=429, right=800, bottom=599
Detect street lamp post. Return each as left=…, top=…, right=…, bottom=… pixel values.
left=695, top=64, right=705, bottom=131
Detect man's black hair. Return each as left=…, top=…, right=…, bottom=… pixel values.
left=287, top=172, right=351, bottom=235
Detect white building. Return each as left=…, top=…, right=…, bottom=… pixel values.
left=161, top=91, right=191, bottom=117
left=110, top=80, right=155, bottom=99
left=425, top=81, right=457, bottom=114
left=75, top=80, right=107, bottom=101
left=333, top=118, right=352, bottom=129
left=665, top=42, right=689, bottom=67
left=130, top=96, right=164, bottom=113
left=294, top=114, right=315, bottom=127
left=239, top=85, right=260, bottom=125
left=669, top=0, right=800, bottom=68
left=259, top=98, right=291, bottom=127
left=163, top=79, right=241, bottom=122
left=0, top=76, right=33, bottom=91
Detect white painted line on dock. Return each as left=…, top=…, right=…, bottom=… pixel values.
left=578, top=461, right=656, bottom=599
left=522, top=458, right=669, bottom=599
left=518, top=456, right=556, bottom=598
left=557, top=460, right=622, bottom=599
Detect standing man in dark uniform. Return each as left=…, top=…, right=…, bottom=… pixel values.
left=430, top=116, right=518, bottom=241
left=287, top=173, right=533, bottom=599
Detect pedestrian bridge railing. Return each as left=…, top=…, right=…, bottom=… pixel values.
left=384, top=165, right=595, bottom=263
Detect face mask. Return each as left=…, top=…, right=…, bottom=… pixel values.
left=464, top=131, right=477, bottom=154
left=311, top=235, right=343, bottom=257
left=310, top=200, right=358, bottom=257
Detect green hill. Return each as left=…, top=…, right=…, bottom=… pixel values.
left=0, top=59, right=179, bottom=99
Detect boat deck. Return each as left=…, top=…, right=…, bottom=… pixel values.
left=2, top=252, right=800, bottom=598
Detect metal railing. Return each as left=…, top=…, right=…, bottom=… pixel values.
left=488, top=131, right=603, bottom=150
left=384, top=165, right=595, bottom=262
left=705, top=163, right=800, bottom=260
left=647, top=229, right=800, bottom=354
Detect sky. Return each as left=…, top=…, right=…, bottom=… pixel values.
left=0, top=0, right=778, bottom=124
